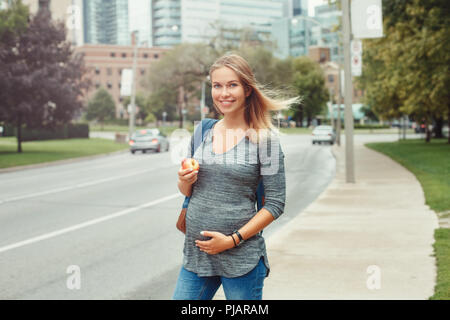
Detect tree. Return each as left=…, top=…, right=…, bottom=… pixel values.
left=85, top=88, right=115, bottom=130
left=0, top=3, right=90, bottom=152
left=291, top=57, right=328, bottom=127
left=358, top=0, right=450, bottom=143
left=145, top=43, right=218, bottom=128
left=122, top=93, right=149, bottom=124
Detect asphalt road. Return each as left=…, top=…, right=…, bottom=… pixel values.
left=0, top=133, right=338, bottom=299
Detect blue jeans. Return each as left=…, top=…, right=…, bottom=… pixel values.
left=172, top=257, right=267, bottom=300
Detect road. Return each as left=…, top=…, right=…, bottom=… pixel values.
left=0, top=132, right=413, bottom=299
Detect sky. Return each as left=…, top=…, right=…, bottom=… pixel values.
left=308, top=0, right=330, bottom=16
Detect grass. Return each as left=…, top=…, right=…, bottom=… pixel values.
left=0, top=137, right=129, bottom=169
left=365, top=138, right=450, bottom=300
left=430, top=229, right=450, bottom=300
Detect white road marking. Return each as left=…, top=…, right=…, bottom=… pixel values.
left=0, top=193, right=182, bottom=254
left=0, top=165, right=174, bottom=205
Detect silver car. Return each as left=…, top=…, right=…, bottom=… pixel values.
left=129, top=129, right=170, bottom=154
left=312, top=125, right=336, bottom=145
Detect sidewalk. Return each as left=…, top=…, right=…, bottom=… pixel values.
left=215, top=139, right=439, bottom=300
left=263, top=140, right=439, bottom=299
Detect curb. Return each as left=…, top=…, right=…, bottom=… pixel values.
left=0, top=149, right=129, bottom=175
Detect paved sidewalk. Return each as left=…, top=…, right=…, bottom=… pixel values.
left=262, top=140, right=439, bottom=299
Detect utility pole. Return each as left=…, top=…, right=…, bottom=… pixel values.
left=342, top=0, right=355, bottom=183
left=129, top=31, right=139, bottom=140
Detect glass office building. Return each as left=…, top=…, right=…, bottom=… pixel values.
left=152, top=0, right=284, bottom=48
left=83, top=0, right=130, bottom=45
left=313, top=3, right=341, bottom=62
left=129, top=0, right=153, bottom=46
left=152, top=0, right=181, bottom=47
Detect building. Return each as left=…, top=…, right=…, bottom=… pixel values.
left=152, top=0, right=181, bottom=47
left=129, top=0, right=153, bottom=47
left=83, top=0, right=130, bottom=46
left=20, top=0, right=84, bottom=46
left=313, top=2, right=341, bottom=62
left=309, top=46, right=364, bottom=104
left=152, top=0, right=286, bottom=48
left=75, top=44, right=167, bottom=118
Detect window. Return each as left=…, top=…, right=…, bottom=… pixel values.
left=95, top=67, right=100, bottom=75
left=110, top=52, right=116, bottom=58
left=107, top=82, right=112, bottom=89
left=153, top=53, right=159, bottom=59
left=143, top=53, right=149, bottom=59
left=118, top=69, right=122, bottom=75
left=328, top=75, right=334, bottom=83
left=122, top=53, right=127, bottom=58
left=140, top=69, right=146, bottom=75
left=107, top=68, right=112, bottom=76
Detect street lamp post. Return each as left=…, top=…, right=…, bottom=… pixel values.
left=129, top=30, right=139, bottom=140
left=342, top=0, right=355, bottom=183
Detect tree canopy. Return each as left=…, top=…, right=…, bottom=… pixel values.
left=0, top=2, right=90, bottom=152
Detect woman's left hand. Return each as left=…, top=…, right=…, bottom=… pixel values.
left=195, top=231, right=234, bottom=255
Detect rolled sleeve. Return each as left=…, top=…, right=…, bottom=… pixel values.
left=259, top=136, right=286, bottom=220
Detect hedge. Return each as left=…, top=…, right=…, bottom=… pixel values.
left=7, top=123, right=89, bottom=141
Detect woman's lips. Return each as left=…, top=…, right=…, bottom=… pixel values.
left=220, top=100, right=235, bottom=106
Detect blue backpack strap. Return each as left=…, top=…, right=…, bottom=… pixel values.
left=256, top=180, right=265, bottom=211
left=182, top=118, right=218, bottom=209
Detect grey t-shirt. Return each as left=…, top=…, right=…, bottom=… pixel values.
left=182, top=122, right=286, bottom=278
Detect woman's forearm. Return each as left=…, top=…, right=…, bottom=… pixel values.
left=178, top=179, right=193, bottom=197
left=233, top=208, right=275, bottom=244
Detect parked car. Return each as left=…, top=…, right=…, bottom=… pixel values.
left=312, top=125, right=336, bottom=145
left=129, top=129, right=170, bottom=154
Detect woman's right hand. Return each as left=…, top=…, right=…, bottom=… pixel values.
left=178, top=166, right=199, bottom=185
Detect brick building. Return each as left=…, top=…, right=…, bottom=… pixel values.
left=75, top=44, right=168, bottom=118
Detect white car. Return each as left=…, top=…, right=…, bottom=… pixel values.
left=129, top=129, right=170, bottom=154
left=312, top=125, right=336, bottom=145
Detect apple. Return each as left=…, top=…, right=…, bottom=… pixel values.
left=182, top=158, right=199, bottom=171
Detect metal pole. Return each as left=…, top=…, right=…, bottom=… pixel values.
left=129, top=31, right=138, bottom=140
left=337, top=69, right=342, bottom=146
left=342, top=0, right=355, bottom=183
left=329, top=87, right=334, bottom=129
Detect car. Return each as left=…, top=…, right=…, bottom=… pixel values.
left=129, top=128, right=170, bottom=154
left=312, top=125, right=336, bottom=145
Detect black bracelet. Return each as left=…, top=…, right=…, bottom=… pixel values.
left=234, top=230, right=244, bottom=246
left=230, top=234, right=237, bottom=247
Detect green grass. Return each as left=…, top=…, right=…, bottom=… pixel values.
left=365, top=138, right=450, bottom=300
left=0, top=137, right=129, bottom=169
left=430, top=229, right=450, bottom=300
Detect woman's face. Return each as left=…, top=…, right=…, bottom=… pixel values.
left=211, top=66, right=250, bottom=116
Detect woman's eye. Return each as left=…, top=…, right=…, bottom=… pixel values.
left=213, top=85, right=221, bottom=89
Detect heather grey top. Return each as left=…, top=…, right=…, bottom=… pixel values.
left=182, top=122, right=286, bottom=278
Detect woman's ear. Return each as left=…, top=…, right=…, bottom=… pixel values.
left=245, top=86, right=252, bottom=97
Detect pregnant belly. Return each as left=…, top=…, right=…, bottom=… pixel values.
left=185, top=202, right=255, bottom=237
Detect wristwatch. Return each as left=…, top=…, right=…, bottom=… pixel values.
left=233, top=230, right=244, bottom=246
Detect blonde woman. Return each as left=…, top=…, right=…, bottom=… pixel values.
left=173, top=53, right=294, bottom=300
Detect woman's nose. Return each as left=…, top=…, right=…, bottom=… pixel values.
left=220, top=87, right=230, bottom=96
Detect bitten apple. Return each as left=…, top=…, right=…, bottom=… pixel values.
left=182, top=158, right=199, bottom=171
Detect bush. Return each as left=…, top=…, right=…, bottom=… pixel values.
left=16, top=123, right=89, bottom=141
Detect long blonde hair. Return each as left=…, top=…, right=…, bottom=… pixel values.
left=209, top=53, right=299, bottom=142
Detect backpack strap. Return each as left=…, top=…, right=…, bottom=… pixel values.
left=182, top=118, right=218, bottom=209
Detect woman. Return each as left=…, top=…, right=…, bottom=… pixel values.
left=173, top=53, right=294, bottom=300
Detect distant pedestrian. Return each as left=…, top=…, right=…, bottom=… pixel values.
left=173, top=53, right=297, bottom=300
